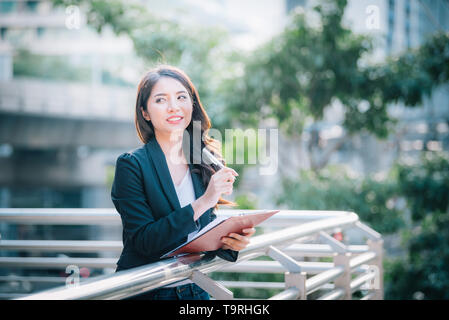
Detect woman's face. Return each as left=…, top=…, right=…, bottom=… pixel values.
left=141, top=76, right=193, bottom=138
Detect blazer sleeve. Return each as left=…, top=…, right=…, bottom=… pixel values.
left=111, top=153, right=199, bottom=258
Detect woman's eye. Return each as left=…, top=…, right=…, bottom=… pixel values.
left=178, top=95, right=187, bottom=100
left=156, top=98, right=165, bottom=103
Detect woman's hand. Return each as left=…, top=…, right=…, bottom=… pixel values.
left=192, top=167, right=238, bottom=221
left=202, top=167, right=238, bottom=208
left=221, top=227, right=256, bottom=251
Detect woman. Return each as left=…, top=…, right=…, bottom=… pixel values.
left=111, top=64, right=255, bottom=300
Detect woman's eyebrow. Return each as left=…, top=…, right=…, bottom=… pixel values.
left=153, top=90, right=188, bottom=97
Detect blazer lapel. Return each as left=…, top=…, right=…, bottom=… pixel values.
left=188, top=163, right=213, bottom=226
left=145, top=136, right=180, bottom=210
left=145, top=136, right=212, bottom=226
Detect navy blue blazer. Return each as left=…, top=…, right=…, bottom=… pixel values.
left=111, top=135, right=238, bottom=271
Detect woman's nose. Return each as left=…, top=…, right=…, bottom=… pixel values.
left=167, top=97, right=180, bottom=112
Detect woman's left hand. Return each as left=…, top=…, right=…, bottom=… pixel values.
left=221, top=227, right=256, bottom=251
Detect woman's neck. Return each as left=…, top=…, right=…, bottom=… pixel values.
left=155, top=131, right=186, bottom=165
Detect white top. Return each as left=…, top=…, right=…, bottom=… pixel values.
left=164, top=168, right=199, bottom=288
left=174, top=168, right=200, bottom=240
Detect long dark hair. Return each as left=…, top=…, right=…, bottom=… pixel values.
left=135, top=64, right=236, bottom=208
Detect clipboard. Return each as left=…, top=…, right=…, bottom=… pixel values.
left=161, top=209, right=280, bottom=258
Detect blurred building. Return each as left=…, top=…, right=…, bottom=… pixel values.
left=0, top=1, right=140, bottom=294
left=346, top=0, right=449, bottom=173
left=0, top=0, right=140, bottom=209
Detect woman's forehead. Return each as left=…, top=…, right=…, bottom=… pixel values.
left=151, top=76, right=188, bottom=96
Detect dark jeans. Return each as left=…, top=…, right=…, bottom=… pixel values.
left=128, top=283, right=210, bottom=300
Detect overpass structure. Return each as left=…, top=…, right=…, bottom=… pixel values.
left=0, top=79, right=141, bottom=208
left=0, top=78, right=139, bottom=149
left=0, top=208, right=383, bottom=300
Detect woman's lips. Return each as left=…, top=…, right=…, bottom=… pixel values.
left=166, top=116, right=184, bottom=124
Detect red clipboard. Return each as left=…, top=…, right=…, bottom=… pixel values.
left=161, top=210, right=279, bottom=258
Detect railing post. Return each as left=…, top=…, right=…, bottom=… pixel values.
left=190, top=270, right=234, bottom=300
left=367, top=238, right=384, bottom=300
left=266, top=246, right=306, bottom=299
left=334, top=252, right=352, bottom=300
left=284, top=271, right=307, bottom=300
left=353, top=221, right=383, bottom=300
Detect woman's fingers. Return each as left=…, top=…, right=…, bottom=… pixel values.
left=242, top=228, right=256, bottom=236
left=221, top=244, right=232, bottom=250
left=207, top=167, right=238, bottom=199
left=220, top=228, right=256, bottom=250
left=223, top=167, right=238, bottom=176
left=228, top=233, right=249, bottom=243
left=217, top=167, right=238, bottom=178
left=221, top=238, right=245, bottom=251
left=221, top=232, right=251, bottom=251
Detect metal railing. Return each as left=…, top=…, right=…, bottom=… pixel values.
left=0, top=208, right=383, bottom=300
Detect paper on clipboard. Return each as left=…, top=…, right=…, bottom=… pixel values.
left=161, top=210, right=279, bottom=258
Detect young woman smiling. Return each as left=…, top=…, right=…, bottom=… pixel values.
left=111, top=65, right=255, bottom=300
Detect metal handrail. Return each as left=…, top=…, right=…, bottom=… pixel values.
left=0, top=240, right=123, bottom=252
left=318, top=288, right=345, bottom=300
left=0, top=208, right=360, bottom=225
left=0, top=240, right=369, bottom=254
left=269, top=288, right=300, bottom=300
left=305, top=266, right=345, bottom=293
left=0, top=209, right=383, bottom=300
left=349, top=252, right=377, bottom=270
left=14, top=210, right=362, bottom=300
left=350, top=272, right=376, bottom=293
left=0, top=257, right=117, bottom=269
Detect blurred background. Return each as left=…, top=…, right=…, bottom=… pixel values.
left=0, top=0, right=448, bottom=299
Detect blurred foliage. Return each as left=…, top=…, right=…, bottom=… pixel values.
left=234, top=194, right=258, bottom=210
left=13, top=48, right=91, bottom=81
left=50, top=0, right=449, bottom=137
left=224, top=0, right=377, bottom=136
left=52, top=0, right=231, bottom=128
left=13, top=48, right=134, bottom=86
left=385, top=152, right=449, bottom=299
left=362, top=32, right=449, bottom=109
left=276, top=165, right=404, bottom=234
left=385, top=211, right=449, bottom=299
left=220, top=128, right=265, bottom=189
left=220, top=0, right=449, bottom=171
left=51, top=0, right=449, bottom=173
left=277, top=152, right=449, bottom=299
left=225, top=1, right=449, bottom=140
left=396, top=152, right=449, bottom=221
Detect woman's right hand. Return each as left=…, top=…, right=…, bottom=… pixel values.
left=202, top=167, right=238, bottom=208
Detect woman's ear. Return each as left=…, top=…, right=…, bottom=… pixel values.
left=141, top=106, right=150, bottom=121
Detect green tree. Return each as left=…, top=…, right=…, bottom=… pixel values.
left=276, top=165, right=404, bottom=234
left=13, top=48, right=91, bottom=81
left=222, top=0, right=449, bottom=172
left=52, top=0, right=231, bottom=125
left=396, top=152, right=449, bottom=221
left=385, top=152, right=449, bottom=299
